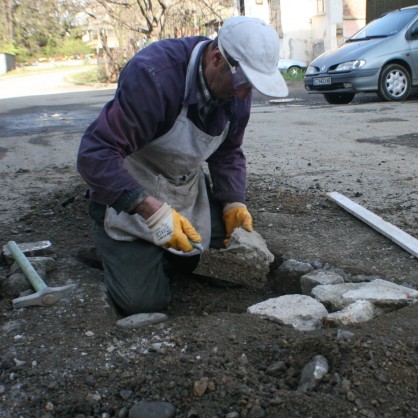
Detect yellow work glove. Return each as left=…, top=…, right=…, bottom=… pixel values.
left=146, top=203, right=202, bottom=252
left=223, top=202, right=253, bottom=246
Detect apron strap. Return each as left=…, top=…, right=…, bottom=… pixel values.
left=184, top=41, right=209, bottom=98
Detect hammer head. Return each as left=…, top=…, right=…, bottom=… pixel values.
left=13, top=284, right=76, bottom=309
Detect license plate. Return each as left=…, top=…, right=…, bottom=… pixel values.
left=313, top=77, right=331, bottom=86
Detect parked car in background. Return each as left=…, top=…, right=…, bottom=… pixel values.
left=278, top=59, right=307, bottom=76
left=304, top=6, right=418, bottom=104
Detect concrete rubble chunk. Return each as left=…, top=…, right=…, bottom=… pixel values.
left=311, top=282, right=364, bottom=311
left=116, top=313, right=168, bottom=329
left=194, top=227, right=274, bottom=288
left=313, top=279, right=418, bottom=312
left=2, top=241, right=54, bottom=264
left=297, top=355, right=329, bottom=392
left=324, top=300, right=375, bottom=327
left=342, top=279, right=418, bottom=309
left=247, top=294, right=328, bottom=331
left=10, top=256, right=56, bottom=277
left=271, top=259, right=314, bottom=294
left=300, top=270, right=345, bottom=295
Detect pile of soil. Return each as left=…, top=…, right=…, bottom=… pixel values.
left=1, top=171, right=417, bottom=418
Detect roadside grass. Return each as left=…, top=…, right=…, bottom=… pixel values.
left=281, top=70, right=306, bottom=81
left=0, top=63, right=94, bottom=78
left=68, top=68, right=99, bottom=84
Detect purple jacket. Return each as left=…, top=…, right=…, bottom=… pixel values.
left=77, top=36, right=251, bottom=210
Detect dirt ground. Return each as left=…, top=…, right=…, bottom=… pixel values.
left=0, top=80, right=417, bottom=418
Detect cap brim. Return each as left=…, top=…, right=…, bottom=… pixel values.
left=240, top=63, right=289, bottom=98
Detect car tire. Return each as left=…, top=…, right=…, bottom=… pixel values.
left=323, top=93, right=355, bottom=104
left=287, top=66, right=302, bottom=77
left=378, top=64, right=411, bottom=101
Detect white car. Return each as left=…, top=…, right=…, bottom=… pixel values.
left=278, top=59, right=308, bottom=76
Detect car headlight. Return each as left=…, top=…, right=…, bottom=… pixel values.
left=335, top=60, right=366, bottom=71
left=306, top=66, right=319, bottom=75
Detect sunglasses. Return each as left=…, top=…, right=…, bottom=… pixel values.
left=218, top=42, right=252, bottom=90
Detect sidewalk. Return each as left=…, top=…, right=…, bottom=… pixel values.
left=0, top=66, right=112, bottom=100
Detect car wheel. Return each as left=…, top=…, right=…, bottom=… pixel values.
left=378, top=64, right=411, bottom=101
left=323, top=93, right=355, bottom=104
left=287, top=66, right=302, bottom=77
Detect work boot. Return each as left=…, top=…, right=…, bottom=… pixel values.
left=76, top=246, right=103, bottom=269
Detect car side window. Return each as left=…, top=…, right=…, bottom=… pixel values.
left=408, top=21, right=418, bottom=39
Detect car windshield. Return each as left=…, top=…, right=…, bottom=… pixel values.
left=348, top=8, right=418, bottom=41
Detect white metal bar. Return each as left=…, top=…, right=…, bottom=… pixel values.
left=327, top=192, right=418, bottom=259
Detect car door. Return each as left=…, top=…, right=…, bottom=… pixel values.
left=406, top=18, right=418, bottom=84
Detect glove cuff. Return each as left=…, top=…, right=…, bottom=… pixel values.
left=223, top=202, right=247, bottom=214
left=145, top=202, right=171, bottom=228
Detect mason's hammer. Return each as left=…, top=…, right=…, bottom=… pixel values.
left=7, top=241, right=76, bottom=308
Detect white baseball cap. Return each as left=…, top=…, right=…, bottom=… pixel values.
left=218, top=16, right=289, bottom=98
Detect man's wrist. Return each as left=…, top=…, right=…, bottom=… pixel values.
left=132, top=196, right=164, bottom=219
left=127, top=192, right=149, bottom=214
left=223, top=201, right=247, bottom=213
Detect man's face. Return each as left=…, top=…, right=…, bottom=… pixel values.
left=207, top=48, right=252, bottom=100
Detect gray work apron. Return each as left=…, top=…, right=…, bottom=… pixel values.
left=104, top=41, right=230, bottom=254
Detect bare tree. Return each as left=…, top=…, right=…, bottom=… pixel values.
left=84, top=0, right=234, bottom=81
left=93, top=0, right=168, bottom=40
left=0, top=0, right=14, bottom=44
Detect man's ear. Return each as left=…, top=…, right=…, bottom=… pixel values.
left=211, top=47, right=224, bottom=68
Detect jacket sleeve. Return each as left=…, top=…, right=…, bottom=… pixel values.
left=77, top=59, right=180, bottom=209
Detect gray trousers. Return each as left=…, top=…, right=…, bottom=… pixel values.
left=91, top=183, right=225, bottom=316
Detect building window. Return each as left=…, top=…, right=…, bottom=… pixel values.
left=317, top=0, right=325, bottom=14
left=239, top=0, right=245, bottom=15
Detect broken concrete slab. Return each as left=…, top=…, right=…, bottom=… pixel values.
left=312, top=279, right=418, bottom=312
left=342, top=279, right=418, bottom=310
left=323, top=300, right=375, bottom=327
left=300, top=270, right=345, bottom=295
left=194, top=227, right=274, bottom=288
left=247, top=294, right=328, bottom=331
left=270, top=259, right=314, bottom=294
left=311, top=282, right=364, bottom=311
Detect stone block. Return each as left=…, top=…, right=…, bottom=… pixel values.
left=270, top=259, right=314, bottom=294
left=312, top=279, right=418, bottom=313
left=300, top=270, right=345, bottom=295
left=311, top=282, right=363, bottom=311
left=247, top=294, right=328, bottom=331
left=194, top=228, right=274, bottom=288
left=343, top=279, right=418, bottom=310
left=323, top=300, right=375, bottom=327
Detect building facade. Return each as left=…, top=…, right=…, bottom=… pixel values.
left=233, top=0, right=366, bottom=63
